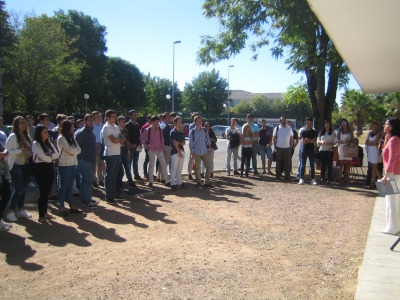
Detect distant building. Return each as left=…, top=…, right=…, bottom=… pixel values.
left=229, top=90, right=283, bottom=108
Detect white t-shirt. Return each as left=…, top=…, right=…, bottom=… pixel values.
left=225, top=127, right=240, bottom=144
left=298, top=127, right=305, bottom=151
left=273, top=125, right=293, bottom=148
left=101, top=122, right=121, bottom=156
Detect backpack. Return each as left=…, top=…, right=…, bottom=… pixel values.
left=229, top=131, right=240, bottom=148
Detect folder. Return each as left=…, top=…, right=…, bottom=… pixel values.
left=376, top=180, right=400, bottom=197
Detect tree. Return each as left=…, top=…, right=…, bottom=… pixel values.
left=144, top=74, right=180, bottom=114
left=181, top=69, right=228, bottom=115
left=282, top=80, right=313, bottom=122
left=105, top=57, right=146, bottom=115
left=384, top=93, right=400, bottom=119
left=232, top=94, right=271, bottom=114
left=0, top=0, right=15, bottom=59
left=53, top=10, right=108, bottom=114
left=3, top=14, right=82, bottom=114
left=341, top=89, right=374, bottom=136
left=197, top=0, right=348, bottom=131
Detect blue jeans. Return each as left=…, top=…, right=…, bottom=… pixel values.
left=226, top=146, right=238, bottom=174
left=118, top=152, right=134, bottom=186
left=251, top=141, right=258, bottom=173
left=76, top=168, right=81, bottom=189
left=300, top=149, right=315, bottom=180
left=105, top=155, right=121, bottom=198
left=9, top=164, right=30, bottom=210
left=130, top=147, right=140, bottom=178
left=58, top=165, right=77, bottom=208
left=78, top=159, right=94, bottom=204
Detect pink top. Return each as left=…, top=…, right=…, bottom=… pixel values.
left=140, top=126, right=164, bottom=153
left=382, top=136, right=400, bottom=174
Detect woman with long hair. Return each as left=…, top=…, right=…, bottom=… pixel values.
left=201, top=122, right=217, bottom=178
left=240, top=124, right=253, bottom=177
left=336, top=118, right=354, bottom=184
left=57, top=120, right=81, bottom=216
left=5, top=116, right=33, bottom=222
left=381, top=118, right=400, bottom=234
left=317, top=121, right=336, bottom=183
left=32, top=125, right=59, bottom=224
left=365, top=122, right=382, bottom=189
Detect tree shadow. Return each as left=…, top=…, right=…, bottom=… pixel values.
left=0, top=232, right=43, bottom=271
left=18, top=218, right=92, bottom=248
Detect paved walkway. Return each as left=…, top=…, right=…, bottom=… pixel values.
left=355, top=196, right=400, bottom=299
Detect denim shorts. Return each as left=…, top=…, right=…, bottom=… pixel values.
left=259, top=145, right=273, bottom=160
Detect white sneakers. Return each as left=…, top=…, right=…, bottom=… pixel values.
left=7, top=209, right=32, bottom=222
left=6, top=212, right=18, bottom=222
left=28, top=182, right=37, bottom=188
left=17, top=209, right=32, bottom=218
left=298, top=179, right=318, bottom=186
left=0, top=219, right=12, bottom=231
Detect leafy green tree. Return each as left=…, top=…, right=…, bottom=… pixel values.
left=197, top=0, right=348, bottom=131
left=232, top=94, right=271, bottom=114
left=144, top=74, right=181, bottom=114
left=282, top=80, right=313, bottom=122
left=182, top=69, right=228, bottom=115
left=341, top=89, right=374, bottom=136
left=105, top=57, right=146, bottom=116
left=384, top=93, right=400, bottom=119
left=232, top=99, right=252, bottom=114
left=0, top=0, right=15, bottom=59
left=53, top=10, right=108, bottom=114
left=3, top=14, right=82, bottom=114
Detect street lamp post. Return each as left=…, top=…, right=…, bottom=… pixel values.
left=227, top=65, right=234, bottom=125
left=84, top=94, right=89, bottom=114
left=172, top=40, right=181, bottom=112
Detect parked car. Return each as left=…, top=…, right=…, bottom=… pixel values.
left=212, top=125, right=229, bottom=139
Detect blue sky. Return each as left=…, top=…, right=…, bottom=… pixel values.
left=8, top=0, right=360, bottom=103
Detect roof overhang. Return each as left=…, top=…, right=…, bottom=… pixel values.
left=307, top=0, right=400, bottom=94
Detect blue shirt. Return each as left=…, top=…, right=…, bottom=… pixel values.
left=93, top=123, right=103, bottom=144
left=189, top=127, right=211, bottom=155
left=243, top=122, right=259, bottom=141
left=159, top=121, right=171, bottom=146
left=75, top=126, right=96, bottom=164
left=170, top=128, right=185, bottom=155
left=189, top=122, right=196, bottom=131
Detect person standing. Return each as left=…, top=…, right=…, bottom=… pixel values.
left=32, top=125, right=59, bottom=223
left=6, top=116, right=33, bottom=222
left=75, top=114, right=98, bottom=208
left=170, top=116, right=187, bottom=191
left=92, top=111, right=104, bottom=187
left=259, top=119, right=274, bottom=175
left=101, top=110, right=124, bottom=204
left=187, top=113, right=199, bottom=180
left=117, top=116, right=136, bottom=188
left=317, top=121, right=336, bottom=182
left=287, top=120, right=299, bottom=173
left=240, top=124, right=253, bottom=177
left=26, top=115, right=36, bottom=139
left=140, top=116, right=170, bottom=187
left=225, top=118, right=241, bottom=176
left=158, top=112, right=172, bottom=183
left=202, top=122, right=217, bottom=178
left=189, top=116, right=213, bottom=188
left=57, top=120, right=82, bottom=216
left=140, top=115, right=152, bottom=180
left=243, top=114, right=260, bottom=175
left=336, top=118, right=354, bottom=185
left=0, top=117, right=10, bottom=136
left=273, top=116, right=293, bottom=180
left=298, top=117, right=318, bottom=185
left=125, top=110, right=144, bottom=181
left=381, top=118, right=400, bottom=235
left=365, top=122, right=382, bottom=188
left=0, top=142, right=12, bottom=230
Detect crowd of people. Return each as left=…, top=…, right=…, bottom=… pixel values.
left=0, top=111, right=399, bottom=235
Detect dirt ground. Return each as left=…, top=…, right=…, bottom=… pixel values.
left=0, top=171, right=376, bottom=299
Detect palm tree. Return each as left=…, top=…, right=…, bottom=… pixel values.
left=341, top=89, right=374, bottom=136
left=384, top=93, right=400, bottom=119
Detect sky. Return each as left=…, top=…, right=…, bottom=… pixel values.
left=7, top=0, right=360, bottom=104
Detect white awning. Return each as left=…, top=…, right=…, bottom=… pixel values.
left=307, top=0, right=400, bottom=94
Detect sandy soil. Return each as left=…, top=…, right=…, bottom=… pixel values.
left=0, top=171, right=376, bottom=299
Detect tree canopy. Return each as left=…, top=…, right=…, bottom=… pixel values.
left=3, top=14, right=82, bottom=114
left=182, top=69, right=228, bottom=115
left=197, top=0, right=349, bottom=130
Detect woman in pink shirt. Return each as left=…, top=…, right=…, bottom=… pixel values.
left=381, top=118, right=400, bottom=234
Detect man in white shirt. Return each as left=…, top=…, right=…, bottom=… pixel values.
left=273, top=116, right=293, bottom=180
left=225, top=118, right=241, bottom=176
left=101, top=109, right=125, bottom=205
